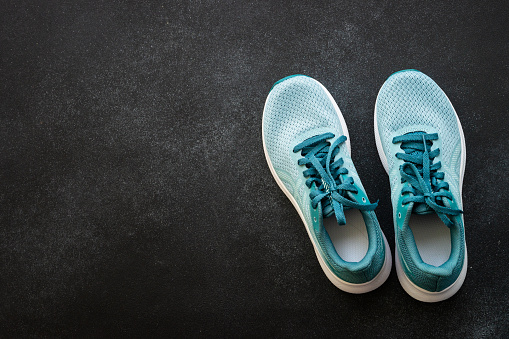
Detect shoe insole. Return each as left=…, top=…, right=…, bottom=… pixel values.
left=324, top=209, right=368, bottom=262
left=409, top=213, right=451, bottom=267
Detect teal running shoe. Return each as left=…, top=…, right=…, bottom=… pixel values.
left=374, top=70, right=467, bottom=302
left=262, top=75, right=392, bottom=293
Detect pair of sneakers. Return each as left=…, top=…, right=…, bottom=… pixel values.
left=262, top=70, right=467, bottom=302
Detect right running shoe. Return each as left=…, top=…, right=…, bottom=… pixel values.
left=263, top=75, right=392, bottom=293
left=374, top=69, right=467, bottom=302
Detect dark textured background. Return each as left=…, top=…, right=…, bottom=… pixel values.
left=1, top=0, right=508, bottom=337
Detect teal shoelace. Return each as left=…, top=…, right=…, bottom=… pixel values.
left=392, top=132, right=463, bottom=227
left=293, top=132, right=377, bottom=225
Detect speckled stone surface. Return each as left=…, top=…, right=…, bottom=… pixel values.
left=1, top=0, right=508, bottom=337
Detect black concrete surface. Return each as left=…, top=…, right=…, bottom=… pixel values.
left=1, top=0, right=508, bottom=337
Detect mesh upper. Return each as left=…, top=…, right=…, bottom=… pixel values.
left=263, top=76, right=344, bottom=180
left=376, top=70, right=462, bottom=184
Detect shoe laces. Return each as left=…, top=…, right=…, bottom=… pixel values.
left=293, top=132, right=377, bottom=225
left=392, top=132, right=463, bottom=227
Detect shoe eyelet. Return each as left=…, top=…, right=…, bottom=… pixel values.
left=313, top=217, right=317, bottom=222
left=362, top=197, right=366, bottom=203
left=398, top=212, right=402, bottom=218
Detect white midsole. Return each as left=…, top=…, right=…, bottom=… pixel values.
left=262, top=76, right=392, bottom=293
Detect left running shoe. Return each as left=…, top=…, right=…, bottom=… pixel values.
left=262, top=75, right=392, bottom=293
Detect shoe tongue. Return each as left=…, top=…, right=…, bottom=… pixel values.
left=413, top=203, right=434, bottom=215
left=404, top=131, right=433, bottom=215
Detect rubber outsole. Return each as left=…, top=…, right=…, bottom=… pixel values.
left=262, top=75, right=392, bottom=293
left=373, top=70, right=467, bottom=302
